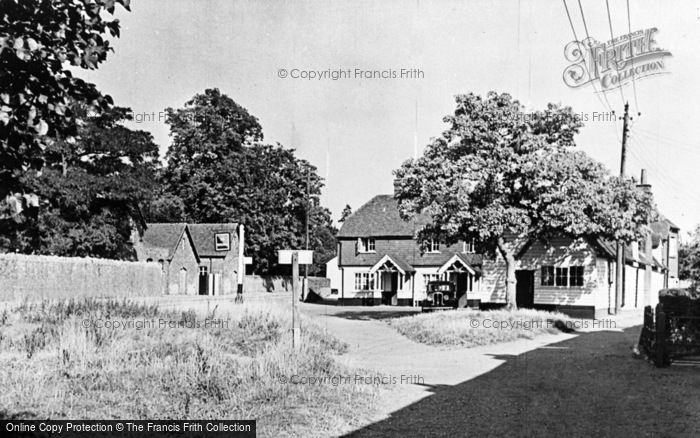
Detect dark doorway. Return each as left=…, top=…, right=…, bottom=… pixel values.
left=515, top=270, right=535, bottom=308
left=381, top=272, right=398, bottom=305
left=455, top=273, right=469, bottom=308
left=199, top=267, right=209, bottom=295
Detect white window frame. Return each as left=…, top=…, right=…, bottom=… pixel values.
left=462, top=238, right=475, bottom=254
left=357, top=237, right=376, bottom=253
left=427, top=239, right=440, bottom=253
left=354, top=272, right=376, bottom=290
left=215, top=233, right=230, bottom=251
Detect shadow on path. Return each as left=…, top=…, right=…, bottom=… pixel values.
left=343, top=325, right=700, bottom=437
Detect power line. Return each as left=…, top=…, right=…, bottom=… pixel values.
left=577, top=0, right=616, bottom=117
left=562, top=0, right=621, bottom=141
left=625, top=0, right=640, bottom=114
left=605, top=0, right=626, bottom=107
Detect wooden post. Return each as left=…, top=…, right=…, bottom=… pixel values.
left=292, top=251, right=301, bottom=349
left=655, top=303, right=667, bottom=367
left=235, top=224, right=245, bottom=303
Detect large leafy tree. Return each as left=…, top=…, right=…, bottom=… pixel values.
left=394, top=92, right=655, bottom=309
left=0, top=106, right=159, bottom=259
left=680, top=226, right=700, bottom=286
left=0, top=0, right=131, bottom=194
left=161, top=89, right=337, bottom=274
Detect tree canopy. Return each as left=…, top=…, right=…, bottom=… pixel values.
left=160, top=89, right=337, bottom=274
left=394, top=92, right=655, bottom=308
left=0, top=0, right=131, bottom=193
left=680, top=226, right=700, bottom=286
left=1, top=106, right=159, bottom=258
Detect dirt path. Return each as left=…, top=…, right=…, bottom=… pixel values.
left=300, top=304, right=700, bottom=437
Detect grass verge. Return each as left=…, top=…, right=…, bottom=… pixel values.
left=0, top=298, right=380, bottom=437
left=388, top=308, right=572, bottom=347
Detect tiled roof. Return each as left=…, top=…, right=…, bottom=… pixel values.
left=338, top=195, right=432, bottom=237
left=140, top=223, right=188, bottom=260
left=369, top=254, right=416, bottom=274
left=594, top=237, right=665, bottom=270
left=188, top=223, right=238, bottom=257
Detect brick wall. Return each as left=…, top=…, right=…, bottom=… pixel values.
left=0, top=253, right=163, bottom=301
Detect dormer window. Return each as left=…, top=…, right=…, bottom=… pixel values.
left=358, top=237, right=376, bottom=253
left=428, top=239, right=440, bottom=253
left=462, top=238, right=475, bottom=254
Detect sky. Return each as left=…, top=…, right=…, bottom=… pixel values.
left=80, top=0, right=700, bottom=234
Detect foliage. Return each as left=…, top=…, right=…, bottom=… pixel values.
left=161, top=89, right=337, bottom=273
left=679, top=225, right=700, bottom=284
left=394, top=92, right=656, bottom=308
left=339, top=204, right=352, bottom=222
left=0, top=107, right=159, bottom=259
left=0, top=0, right=131, bottom=193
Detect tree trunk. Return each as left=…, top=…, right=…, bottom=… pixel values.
left=497, top=236, right=517, bottom=310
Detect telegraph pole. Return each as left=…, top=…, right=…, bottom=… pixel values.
left=615, top=102, right=630, bottom=314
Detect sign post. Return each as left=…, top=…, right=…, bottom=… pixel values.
left=235, top=224, right=245, bottom=303
left=278, top=249, right=313, bottom=350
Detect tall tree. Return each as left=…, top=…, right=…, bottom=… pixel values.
left=0, top=0, right=131, bottom=194
left=394, top=92, right=655, bottom=309
left=0, top=106, right=159, bottom=259
left=679, top=226, right=700, bottom=286
left=162, top=89, right=336, bottom=274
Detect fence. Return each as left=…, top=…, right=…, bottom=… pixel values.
left=639, top=288, right=700, bottom=367
left=0, top=253, right=163, bottom=301
left=244, top=275, right=330, bottom=296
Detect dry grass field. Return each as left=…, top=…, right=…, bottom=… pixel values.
left=388, top=308, right=573, bottom=347
left=0, top=298, right=381, bottom=437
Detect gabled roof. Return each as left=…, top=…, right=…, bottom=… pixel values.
left=140, top=223, right=197, bottom=261
left=338, top=195, right=431, bottom=238
left=437, top=253, right=478, bottom=275
left=594, top=238, right=664, bottom=270
left=369, top=254, right=416, bottom=275
left=187, top=223, right=238, bottom=257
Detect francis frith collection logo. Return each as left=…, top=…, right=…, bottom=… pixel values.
left=563, top=27, right=672, bottom=91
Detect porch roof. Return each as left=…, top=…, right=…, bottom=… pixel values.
left=369, top=254, right=416, bottom=275
left=437, top=253, right=478, bottom=275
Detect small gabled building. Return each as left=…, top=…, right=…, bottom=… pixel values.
left=133, top=223, right=200, bottom=295
left=188, top=223, right=240, bottom=295
left=337, top=195, right=482, bottom=306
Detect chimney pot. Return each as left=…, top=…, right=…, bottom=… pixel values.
left=640, top=169, right=648, bottom=185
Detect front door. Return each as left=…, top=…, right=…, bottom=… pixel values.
left=381, top=272, right=398, bottom=305
left=455, top=273, right=469, bottom=308
left=515, top=270, right=535, bottom=308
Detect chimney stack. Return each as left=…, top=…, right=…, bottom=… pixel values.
left=637, top=169, right=652, bottom=193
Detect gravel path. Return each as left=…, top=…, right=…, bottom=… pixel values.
left=300, top=303, right=700, bottom=437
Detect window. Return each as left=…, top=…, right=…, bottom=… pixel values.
left=215, top=233, right=230, bottom=251
left=428, top=239, right=440, bottom=253
left=199, top=266, right=208, bottom=275
left=357, top=237, right=376, bottom=253
left=462, top=238, right=475, bottom=254
left=542, top=265, right=584, bottom=287
left=569, top=266, right=584, bottom=286
left=541, top=266, right=554, bottom=286
left=555, top=267, right=568, bottom=286
left=354, top=272, right=375, bottom=290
